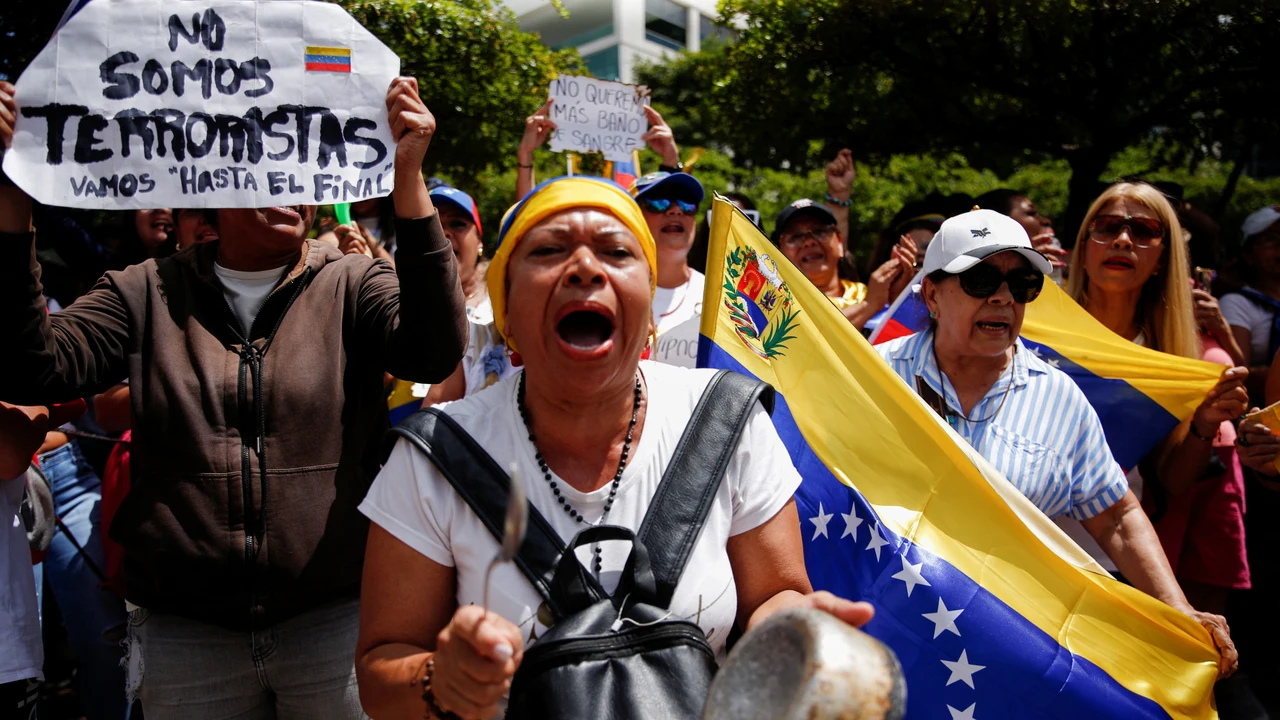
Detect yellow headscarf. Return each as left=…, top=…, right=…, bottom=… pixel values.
left=488, top=176, right=658, bottom=349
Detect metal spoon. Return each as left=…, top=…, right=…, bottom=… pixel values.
left=482, top=462, right=528, bottom=616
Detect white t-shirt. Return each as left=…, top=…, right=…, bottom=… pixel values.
left=1220, top=288, right=1274, bottom=363
left=214, top=264, right=288, bottom=334
left=651, top=270, right=705, bottom=368
left=361, top=361, right=801, bottom=666
left=2, top=474, right=42, bottom=683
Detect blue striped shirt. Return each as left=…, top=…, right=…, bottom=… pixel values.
left=876, top=330, right=1128, bottom=520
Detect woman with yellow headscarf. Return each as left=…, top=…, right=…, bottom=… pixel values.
left=352, top=177, right=873, bottom=719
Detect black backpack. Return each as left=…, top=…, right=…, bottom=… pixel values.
left=388, top=369, right=774, bottom=719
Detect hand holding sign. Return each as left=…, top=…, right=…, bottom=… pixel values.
left=639, top=106, right=680, bottom=168
left=2, top=0, right=401, bottom=210
left=387, top=76, right=435, bottom=169
left=546, top=74, right=650, bottom=163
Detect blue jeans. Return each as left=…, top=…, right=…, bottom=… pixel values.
left=36, top=441, right=130, bottom=720
left=125, top=597, right=364, bottom=719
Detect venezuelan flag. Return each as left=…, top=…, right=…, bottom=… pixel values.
left=305, top=46, right=351, bottom=73
left=698, top=197, right=1221, bottom=719
left=869, top=277, right=1223, bottom=471
left=612, top=150, right=640, bottom=189
left=386, top=378, right=424, bottom=425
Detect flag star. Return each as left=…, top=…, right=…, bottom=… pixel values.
left=809, top=503, right=833, bottom=540
left=947, top=703, right=977, bottom=720
left=866, top=524, right=889, bottom=561
left=1046, top=358, right=1060, bottom=368
left=840, top=501, right=863, bottom=540
left=941, top=650, right=985, bottom=688
left=923, top=598, right=963, bottom=639
left=891, top=556, right=931, bottom=597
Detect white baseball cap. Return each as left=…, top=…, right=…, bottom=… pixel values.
left=1242, top=207, right=1280, bottom=243
left=920, top=208, right=1053, bottom=276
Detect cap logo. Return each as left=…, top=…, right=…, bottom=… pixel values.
left=970, top=228, right=991, bottom=238
left=794, top=199, right=814, bottom=208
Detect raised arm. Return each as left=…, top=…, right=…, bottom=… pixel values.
left=0, top=81, right=132, bottom=404
left=823, top=149, right=855, bottom=243
left=354, top=77, right=467, bottom=383
left=516, top=98, right=556, bottom=202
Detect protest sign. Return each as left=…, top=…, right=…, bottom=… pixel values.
left=2, top=0, right=401, bottom=209
left=546, top=74, right=649, bottom=163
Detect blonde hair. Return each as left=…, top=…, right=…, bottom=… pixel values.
left=1065, top=183, right=1200, bottom=360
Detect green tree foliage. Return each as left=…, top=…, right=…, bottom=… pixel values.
left=336, top=0, right=582, bottom=180
left=638, top=0, right=1279, bottom=227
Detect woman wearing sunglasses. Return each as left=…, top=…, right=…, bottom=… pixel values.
left=771, top=200, right=916, bottom=331
left=628, top=171, right=708, bottom=367
left=876, top=209, right=1238, bottom=677
left=1060, top=182, right=1248, bottom=637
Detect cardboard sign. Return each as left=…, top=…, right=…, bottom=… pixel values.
left=2, top=0, right=401, bottom=209
left=546, top=74, right=649, bottom=162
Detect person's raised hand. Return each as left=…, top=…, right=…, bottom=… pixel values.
left=334, top=223, right=373, bottom=258
left=825, top=149, right=856, bottom=202
left=1192, top=289, right=1232, bottom=341
left=1030, top=230, right=1068, bottom=267
left=1237, top=412, right=1280, bottom=475
left=386, top=77, right=435, bottom=169
left=640, top=106, right=680, bottom=167
left=0, top=80, right=15, bottom=149
left=518, top=99, right=557, bottom=165
left=866, top=256, right=903, bottom=309
left=885, top=234, right=919, bottom=303
left=430, top=605, right=524, bottom=720
left=1192, top=367, right=1248, bottom=439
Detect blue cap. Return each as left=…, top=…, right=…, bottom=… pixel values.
left=628, top=172, right=705, bottom=205
left=429, top=186, right=483, bottom=235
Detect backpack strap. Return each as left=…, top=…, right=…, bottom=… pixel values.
left=635, top=370, right=775, bottom=608
left=386, top=410, right=571, bottom=619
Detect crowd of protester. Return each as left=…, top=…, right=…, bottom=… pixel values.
left=2, top=63, right=1280, bottom=720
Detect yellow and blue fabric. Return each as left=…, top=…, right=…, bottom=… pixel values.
left=386, top=380, right=423, bottom=426
left=697, top=197, right=1221, bottom=719
left=870, top=276, right=1223, bottom=471
left=489, top=176, right=657, bottom=343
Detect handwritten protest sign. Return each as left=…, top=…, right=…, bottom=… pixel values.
left=546, top=74, right=649, bottom=163
left=2, top=0, right=400, bottom=209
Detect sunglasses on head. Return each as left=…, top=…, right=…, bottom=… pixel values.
left=1088, top=214, right=1165, bottom=247
left=638, top=196, right=698, bottom=215
left=954, top=262, right=1044, bottom=304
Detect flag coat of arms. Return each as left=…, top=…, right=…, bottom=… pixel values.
left=697, top=197, right=1221, bottom=719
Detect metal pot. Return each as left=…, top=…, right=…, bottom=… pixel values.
left=702, top=607, right=905, bottom=720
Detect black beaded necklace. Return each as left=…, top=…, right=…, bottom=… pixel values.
left=517, top=371, right=642, bottom=576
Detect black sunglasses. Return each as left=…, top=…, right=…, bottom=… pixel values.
left=955, top=263, right=1044, bottom=304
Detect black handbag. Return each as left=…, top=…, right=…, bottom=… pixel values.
left=388, top=369, right=775, bottom=719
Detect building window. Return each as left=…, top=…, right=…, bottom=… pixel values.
left=699, top=14, right=737, bottom=45
left=583, top=46, right=620, bottom=81
left=551, top=23, right=614, bottom=51
left=645, top=0, right=687, bottom=50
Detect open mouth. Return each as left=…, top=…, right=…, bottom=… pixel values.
left=1102, top=256, right=1135, bottom=270
left=799, top=251, right=826, bottom=265
left=661, top=221, right=685, bottom=234
left=264, top=206, right=303, bottom=223
left=975, top=319, right=1010, bottom=332
left=555, top=308, right=616, bottom=353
